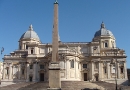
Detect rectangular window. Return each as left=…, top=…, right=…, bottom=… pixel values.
left=104, top=68, right=107, bottom=73
left=40, top=65, right=44, bottom=69
left=105, top=42, right=108, bottom=47
left=71, top=60, right=74, bottom=68
left=121, top=67, right=123, bottom=73
left=95, top=63, right=98, bottom=69
left=22, top=69, right=24, bottom=75
left=7, top=69, right=9, bottom=75
left=30, top=64, right=33, bottom=69
left=112, top=67, right=115, bottom=73
left=78, top=63, right=79, bottom=69
left=26, top=45, right=28, bottom=49
left=83, top=64, right=87, bottom=68
left=31, top=49, right=33, bottom=54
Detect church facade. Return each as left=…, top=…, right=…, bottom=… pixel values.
left=2, top=23, right=128, bottom=84
left=2, top=1, right=128, bottom=85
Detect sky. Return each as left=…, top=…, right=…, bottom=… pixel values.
left=0, top=0, right=130, bottom=67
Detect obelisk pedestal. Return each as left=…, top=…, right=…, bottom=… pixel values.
left=47, top=62, right=61, bottom=90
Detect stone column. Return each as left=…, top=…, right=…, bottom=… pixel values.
left=66, top=60, right=69, bottom=79
left=36, top=62, right=38, bottom=81
left=2, top=63, right=6, bottom=79
left=117, top=63, right=120, bottom=79
left=75, top=60, right=77, bottom=79
left=107, top=63, right=110, bottom=79
left=91, top=46, right=93, bottom=55
left=91, top=62, right=94, bottom=81
left=98, top=62, right=102, bottom=80
left=124, top=62, right=127, bottom=79
left=33, top=62, right=37, bottom=82
left=18, top=64, right=21, bottom=79
left=26, top=63, right=29, bottom=82
left=9, top=64, right=12, bottom=79
left=24, top=66, right=26, bottom=79
left=65, top=60, right=67, bottom=79
left=37, top=62, right=39, bottom=81
left=12, top=66, right=14, bottom=78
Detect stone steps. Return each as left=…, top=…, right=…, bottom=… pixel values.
left=0, top=81, right=103, bottom=90
left=93, top=81, right=130, bottom=90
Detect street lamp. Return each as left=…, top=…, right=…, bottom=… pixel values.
left=111, top=47, right=120, bottom=90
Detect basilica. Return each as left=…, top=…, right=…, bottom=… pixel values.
left=2, top=1, right=128, bottom=85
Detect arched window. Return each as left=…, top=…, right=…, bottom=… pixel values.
left=71, top=60, right=74, bottom=68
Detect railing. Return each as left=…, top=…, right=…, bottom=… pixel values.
left=61, top=42, right=89, bottom=44
left=82, top=53, right=126, bottom=57
left=26, top=42, right=37, bottom=45
left=4, top=55, right=26, bottom=58
left=58, top=50, right=78, bottom=56
left=81, top=68, right=89, bottom=71
left=15, top=49, right=28, bottom=51
left=27, top=54, right=45, bottom=57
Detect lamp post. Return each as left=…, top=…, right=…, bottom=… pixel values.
left=111, top=47, right=120, bottom=90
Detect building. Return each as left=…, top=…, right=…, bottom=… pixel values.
left=127, top=69, right=130, bottom=85
left=0, top=61, right=3, bottom=80
left=2, top=1, right=128, bottom=85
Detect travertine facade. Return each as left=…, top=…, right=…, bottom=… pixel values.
left=2, top=1, right=128, bottom=85
left=2, top=23, right=128, bottom=84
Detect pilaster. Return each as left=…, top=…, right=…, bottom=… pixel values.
left=18, top=64, right=21, bottom=79
left=26, top=63, right=29, bottom=82
left=33, top=62, right=37, bottom=82
left=91, top=62, right=94, bottom=80
left=2, top=63, right=6, bottom=79
left=98, top=62, right=102, bottom=80
left=124, top=62, right=127, bottom=79
left=117, top=63, right=120, bottom=79
left=9, top=64, right=12, bottom=79
left=107, top=62, right=110, bottom=79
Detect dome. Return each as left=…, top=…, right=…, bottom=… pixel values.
left=94, top=22, right=114, bottom=38
left=20, top=25, right=40, bottom=40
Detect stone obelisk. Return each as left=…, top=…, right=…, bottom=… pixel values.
left=47, top=0, right=61, bottom=90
